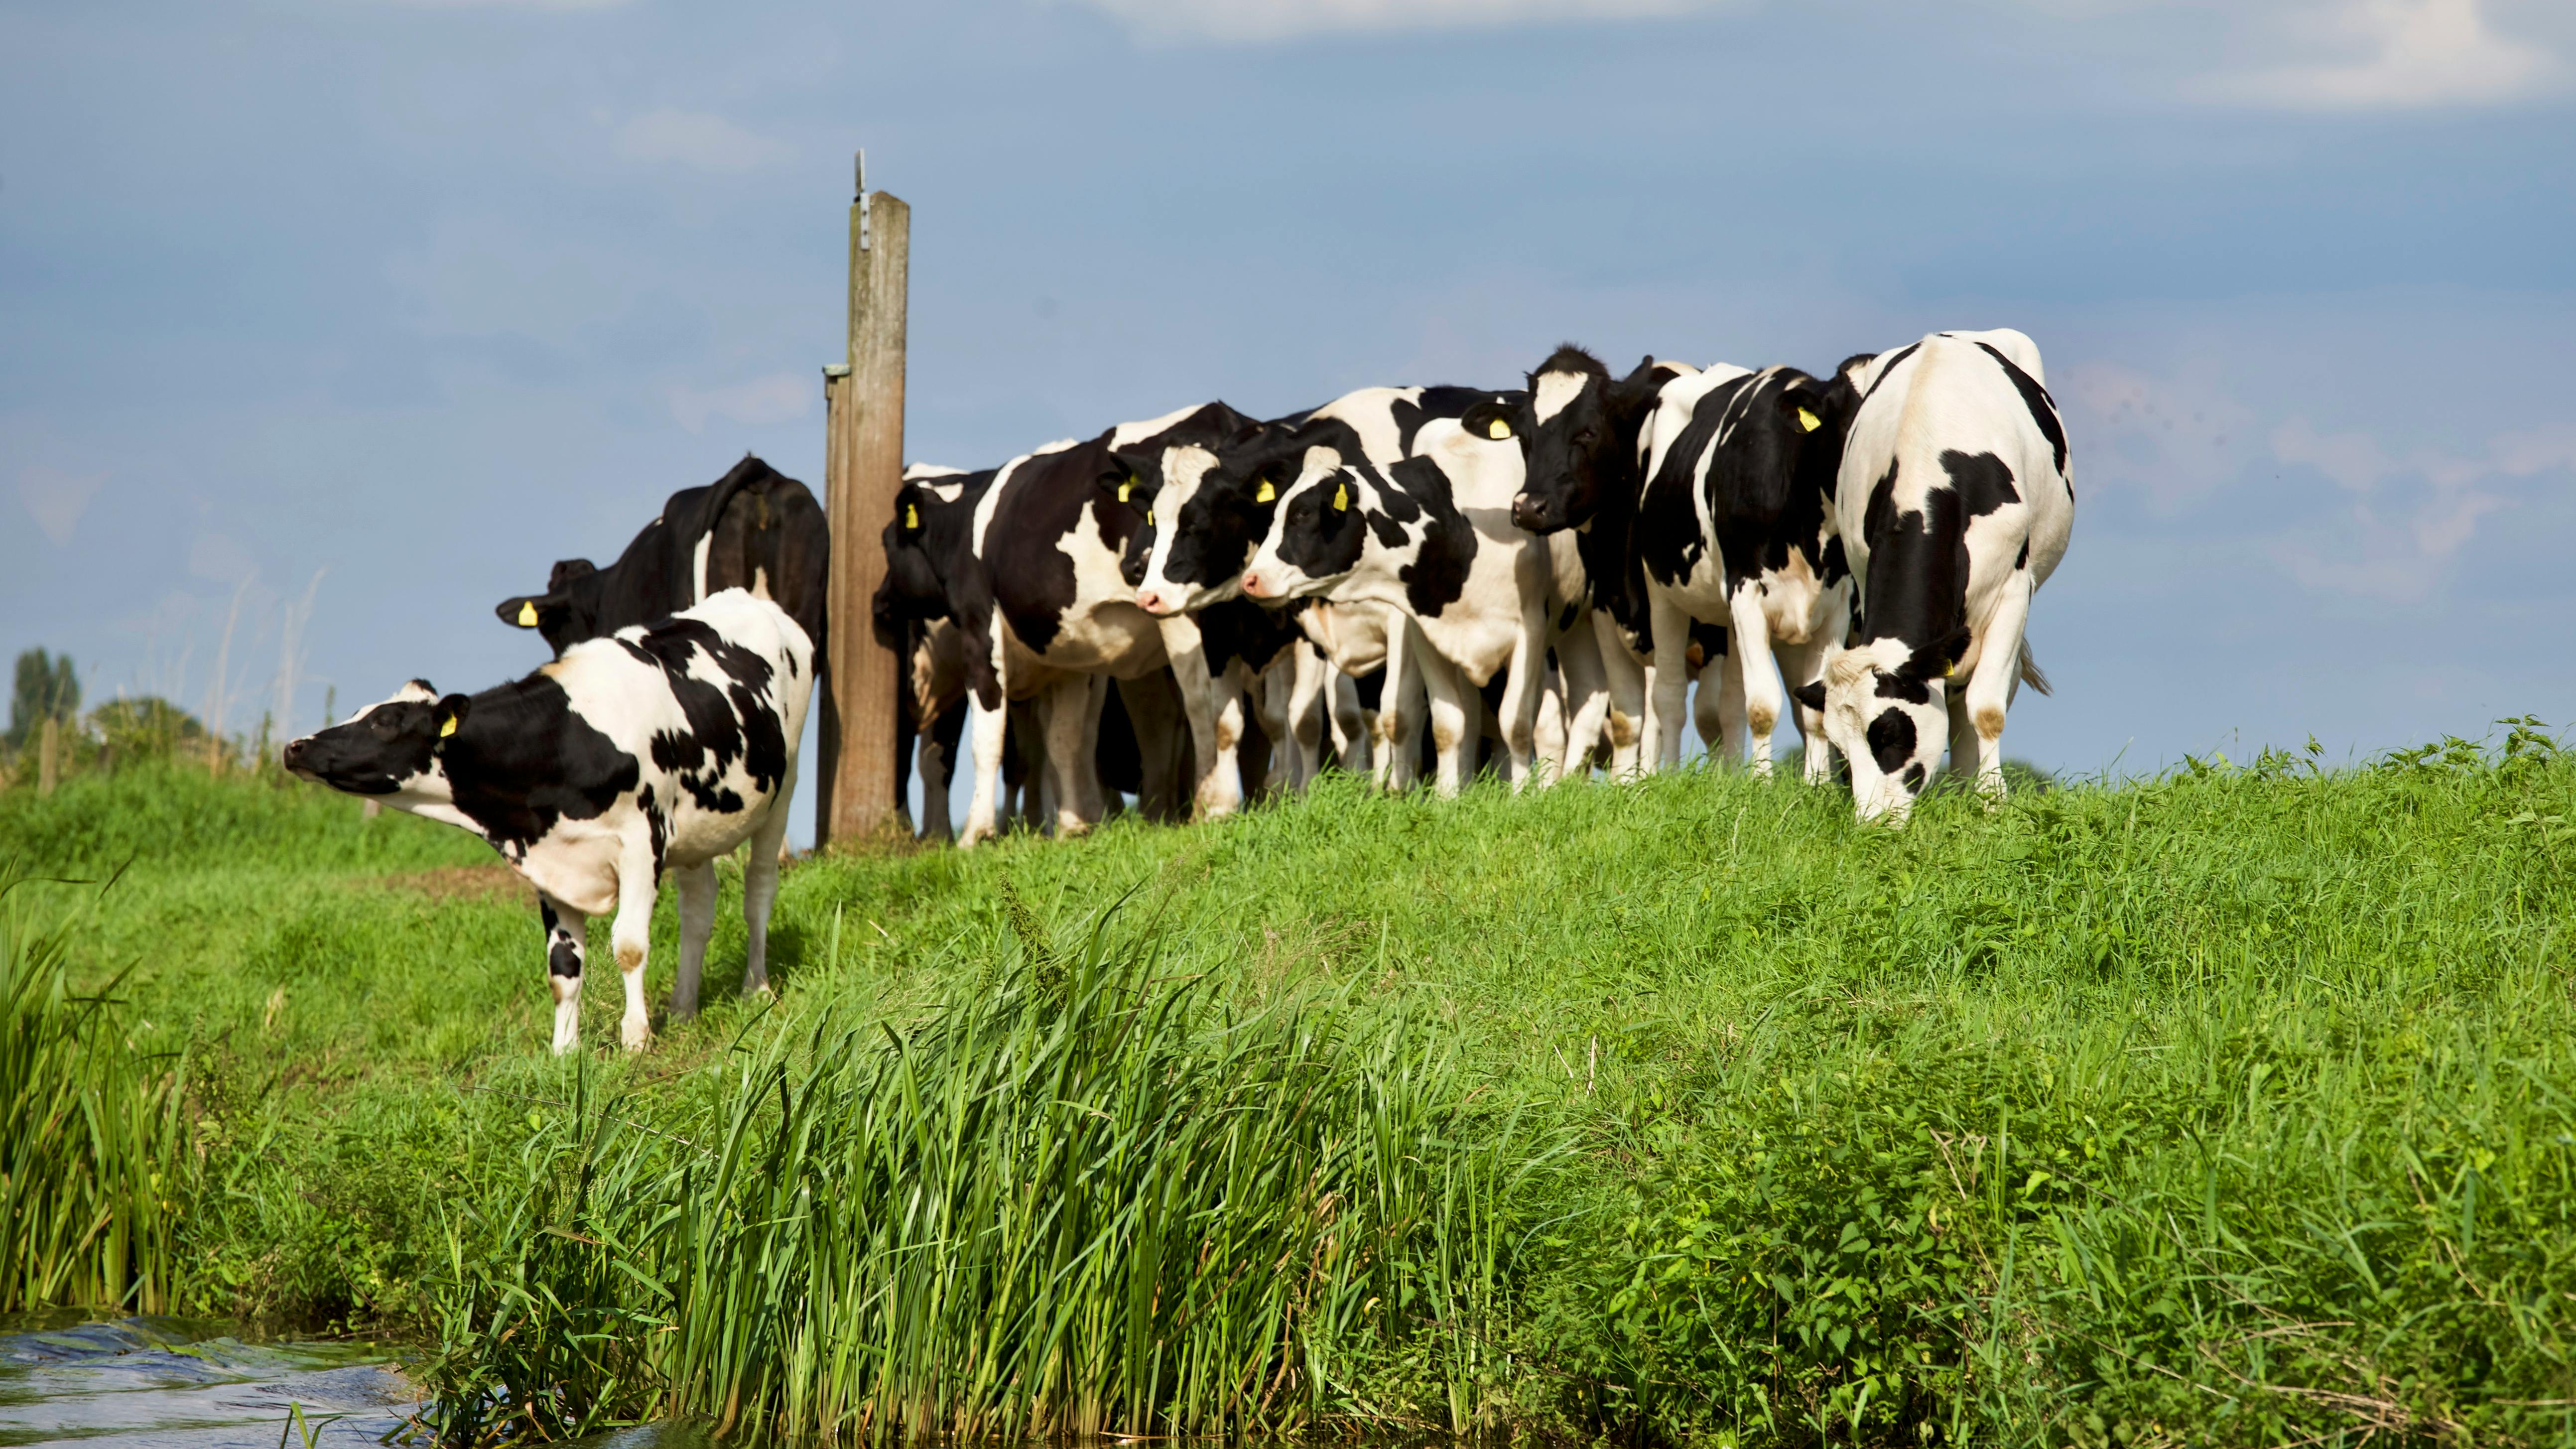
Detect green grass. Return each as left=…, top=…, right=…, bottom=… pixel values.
left=4, top=734, right=2576, bottom=1445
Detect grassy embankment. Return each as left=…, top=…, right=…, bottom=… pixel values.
left=4, top=729, right=2575, bottom=1446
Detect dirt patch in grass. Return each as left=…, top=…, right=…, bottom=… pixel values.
left=379, top=864, right=527, bottom=903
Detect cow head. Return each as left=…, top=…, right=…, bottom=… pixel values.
left=1479, top=346, right=1675, bottom=534
left=282, top=679, right=470, bottom=801
left=1793, top=630, right=1966, bottom=825
left=1703, top=365, right=1856, bottom=527
left=1241, top=463, right=1373, bottom=604
left=495, top=559, right=604, bottom=658
left=1133, top=417, right=1286, bottom=616
left=1100, top=402, right=1262, bottom=605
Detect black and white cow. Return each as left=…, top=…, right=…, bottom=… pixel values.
left=1132, top=385, right=1520, bottom=791
left=1239, top=416, right=1611, bottom=793
left=495, top=455, right=828, bottom=659
left=1790, top=329, right=2071, bottom=823
left=1477, top=348, right=1743, bottom=775
left=283, top=589, right=812, bottom=1053
left=949, top=403, right=1304, bottom=846
left=1618, top=361, right=1857, bottom=779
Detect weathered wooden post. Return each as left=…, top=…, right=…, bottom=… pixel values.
left=818, top=149, right=911, bottom=848
left=36, top=715, right=60, bottom=796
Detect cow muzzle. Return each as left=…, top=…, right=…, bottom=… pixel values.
left=1135, top=585, right=1175, bottom=616
left=1510, top=496, right=1550, bottom=531
left=1240, top=570, right=1272, bottom=600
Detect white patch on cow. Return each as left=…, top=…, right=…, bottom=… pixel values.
left=1306, top=387, right=1423, bottom=460
left=1532, top=370, right=1587, bottom=425
left=1137, top=443, right=1225, bottom=613
left=691, top=529, right=713, bottom=604
left=925, top=481, right=966, bottom=503
left=1108, top=403, right=1208, bottom=451
left=1032, top=437, right=1082, bottom=456
left=903, top=462, right=967, bottom=480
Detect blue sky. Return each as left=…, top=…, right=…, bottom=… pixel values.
left=5, top=0, right=2572, bottom=838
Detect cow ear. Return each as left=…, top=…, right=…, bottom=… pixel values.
left=1459, top=397, right=1519, bottom=443
left=1101, top=468, right=1148, bottom=505
left=545, top=558, right=597, bottom=592
left=1901, top=627, right=1972, bottom=681
left=434, top=693, right=471, bottom=742
left=1791, top=680, right=1828, bottom=714
left=497, top=596, right=540, bottom=628
left=1780, top=382, right=1830, bottom=435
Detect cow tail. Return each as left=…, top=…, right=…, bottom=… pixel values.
left=2018, top=641, right=2052, bottom=697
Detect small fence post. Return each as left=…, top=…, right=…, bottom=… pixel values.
left=37, top=716, right=60, bottom=796
left=820, top=148, right=910, bottom=848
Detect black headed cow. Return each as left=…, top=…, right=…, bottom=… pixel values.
left=1792, top=329, right=2071, bottom=824
left=285, top=590, right=811, bottom=1053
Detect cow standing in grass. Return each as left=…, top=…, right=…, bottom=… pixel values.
left=284, top=589, right=812, bottom=1053
left=1792, top=329, right=2071, bottom=823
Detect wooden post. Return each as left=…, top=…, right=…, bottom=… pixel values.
left=820, top=150, right=910, bottom=848
left=37, top=716, right=60, bottom=796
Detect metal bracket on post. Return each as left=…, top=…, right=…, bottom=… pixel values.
left=855, top=148, right=870, bottom=252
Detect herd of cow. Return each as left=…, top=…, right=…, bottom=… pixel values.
left=281, top=326, right=2073, bottom=1052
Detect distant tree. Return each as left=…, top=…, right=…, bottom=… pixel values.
left=88, top=696, right=206, bottom=760
left=7, top=649, right=80, bottom=750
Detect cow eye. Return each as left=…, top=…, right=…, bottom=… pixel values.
left=1573, top=427, right=1598, bottom=446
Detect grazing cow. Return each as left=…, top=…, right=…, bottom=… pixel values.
left=1132, top=385, right=1515, bottom=790
left=1239, top=417, right=1612, bottom=793
left=283, top=590, right=812, bottom=1053
left=495, top=455, right=828, bottom=658
left=1476, top=348, right=1743, bottom=774
left=1790, top=329, right=2072, bottom=823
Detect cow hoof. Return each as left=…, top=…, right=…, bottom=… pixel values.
left=620, top=1019, right=653, bottom=1052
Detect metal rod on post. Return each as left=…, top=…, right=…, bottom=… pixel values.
left=820, top=147, right=910, bottom=848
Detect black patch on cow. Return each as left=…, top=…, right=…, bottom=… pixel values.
left=1900, top=762, right=1928, bottom=795
left=1380, top=455, right=1474, bottom=618
left=1276, top=479, right=1368, bottom=584
left=614, top=618, right=788, bottom=816
left=1866, top=708, right=1918, bottom=779
left=1860, top=343, right=1921, bottom=405
left=1940, top=449, right=2021, bottom=519
left=540, top=899, right=584, bottom=979
left=2015, top=537, right=2030, bottom=570
left=1875, top=672, right=1931, bottom=705
left=1558, top=601, right=1580, bottom=634
left=1195, top=598, right=1303, bottom=675
left=1971, top=341, right=2068, bottom=480
left=499, top=455, right=828, bottom=665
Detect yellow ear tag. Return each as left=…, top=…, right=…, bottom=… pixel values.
left=1146, top=508, right=1155, bottom=525
left=1255, top=480, right=1276, bottom=504
left=1796, top=408, right=1821, bottom=433
left=904, top=504, right=919, bottom=529
left=439, top=714, right=458, bottom=738
left=516, top=600, right=538, bottom=627
left=1487, top=418, right=1512, bottom=440
left=1332, top=482, right=1349, bottom=513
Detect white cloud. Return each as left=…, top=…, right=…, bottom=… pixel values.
left=614, top=108, right=789, bottom=172
left=2267, top=416, right=2564, bottom=600
left=1068, top=0, right=1723, bottom=42
left=17, top=465, right=106, bottom=546
left=2208, top=0, right=2559, bottom=109
left=667, top=372, right=812, bottom=435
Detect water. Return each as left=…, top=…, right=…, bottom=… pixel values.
left=0, top=1316, right=419, bottom=1448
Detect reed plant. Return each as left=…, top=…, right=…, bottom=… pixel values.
left=0, top=863, right=191, bottom=1313
left=424, top=909, right=1545, bottom=1444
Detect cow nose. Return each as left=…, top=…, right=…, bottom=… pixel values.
left=1135, top=586, right=1167, bottom=615
left=1241, top=572, right=1267, bottom=599
left=282, top=738, right=308, bottom=769
left=1511, top=497, right=1544, bottom=530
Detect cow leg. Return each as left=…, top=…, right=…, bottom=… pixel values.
left=1374, top=622, right=1424, bottom=792
left=1645, top=595, right=1695, bottom=773
left=921, top=697, right=965, bottom=840
left=960, top=688, right=1009, bottom=849
left=1079, top=673, right=1109, bottom=826
left=1555, top=619, right=1612, bottom=783
left=1727, top=587, right=1785, bottom=777
left=1774, top=633, right=1837, bottom=784
left=1327, top=667, right=1370, bottom=776
left=1708, top=659, right=1750, bottom=764
left=1157, top=615, right=1244, bottom=822
left=1288, top=644, right=1328, bottom=791
left=1963, top=578, right=2034, bottom=801
left=609, top=841, right=660, bottom=1052
left=1535, top=664, right=1568, bottom=783
left=1254, top=654, right=1296, bottom=796
left=1495, top=605, right=1544, bottom=791
left=538, top=893, right=587, bottom=1055
left=1594, top=614, right=1644, bottom=778
left=1417, top=649, right=1471, bottom=798
left=741, top=766, right=793, bottom=997
left=1041, top=675, right=1099, bottom=838
left=672, top=861, right=717, bottom=1023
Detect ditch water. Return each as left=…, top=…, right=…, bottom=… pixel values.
left=0, top=1315, right=714, bottom=1448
